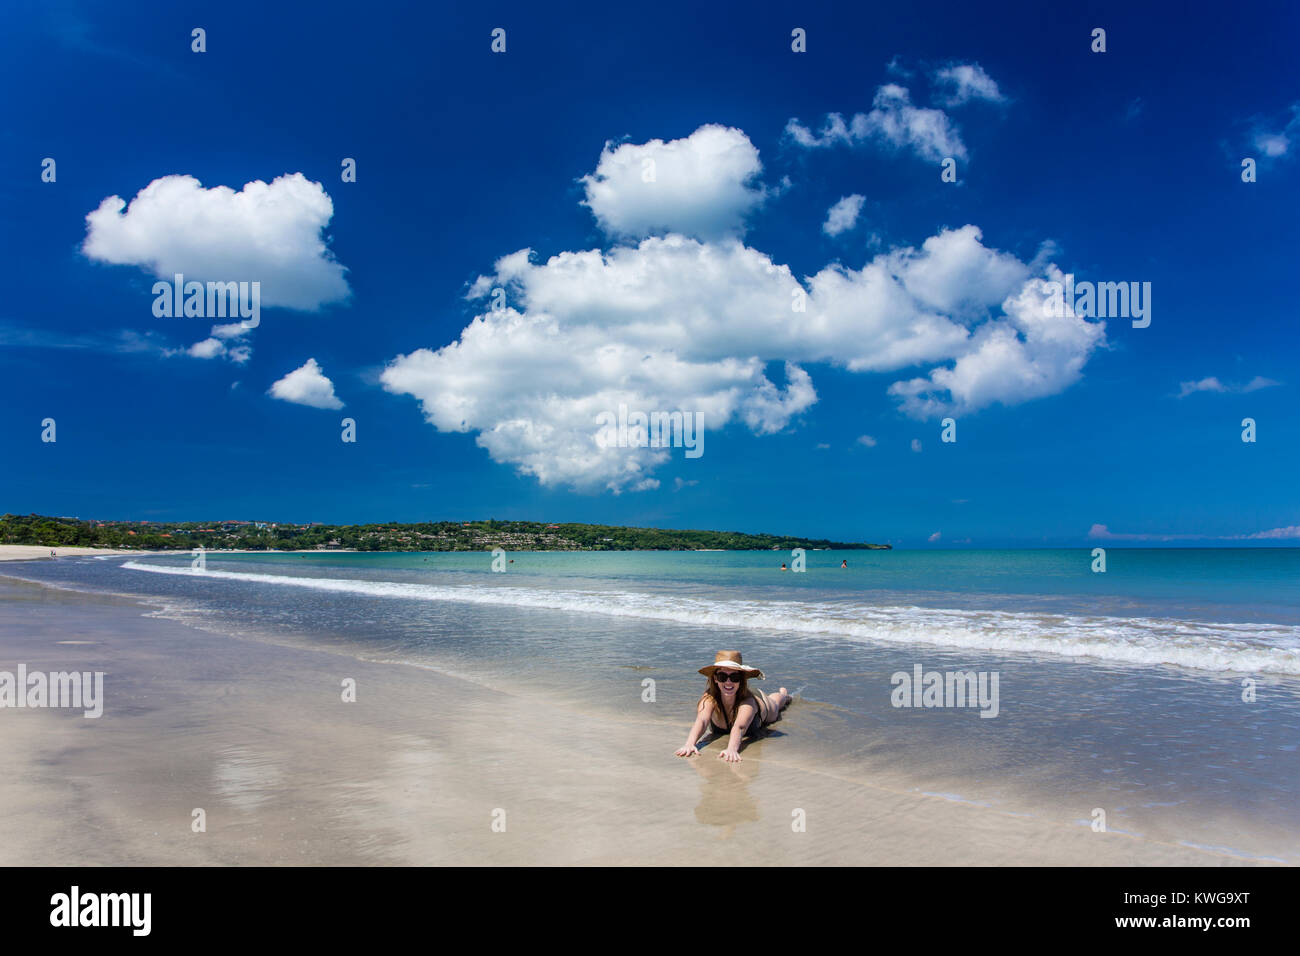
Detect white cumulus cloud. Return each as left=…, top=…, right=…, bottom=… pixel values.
left=269, top=358, right=343, bottom=409
left=580, top=124, right=769, bottom=240
left=382, top=129, right=1103, bottom=492
left=82, top=173, right=350, bottom=310
left=888, top=265, right=1107, bottom=417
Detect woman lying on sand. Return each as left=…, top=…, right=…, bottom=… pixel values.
left=675, top=650, right=792, bottom=763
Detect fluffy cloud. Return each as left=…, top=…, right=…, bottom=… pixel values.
left=269, top=358, right=343, bottom=409
left=386, top=227, right=1098, bottom=488
left=383, top=129, right=1103, bottom=492
left=82, top=173, right=350, bottom=310
left=580, top=125, right=769, bottom=240
left=864, top=85, right=968, bottom=160
left=888, top=265, right=1106, bottom=417
left=174, top=322, right=252, bottom=363
left=1176, top=375, right=1280, bottom=398
left=857, top=435, right=877, bottom=447
left=186, top=337, right=225, bottom=359
left=823, top=194, right=865, bottom=236
left=933, top=63, right=1005, bottom=106
left=787, top=84, right=967, bottom=161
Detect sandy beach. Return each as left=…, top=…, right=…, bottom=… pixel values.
left=0, top=571, right=1273, bottom=866
left=0, top=546, right=364, bottom=562
left=0, top=545, right=149, bottom=562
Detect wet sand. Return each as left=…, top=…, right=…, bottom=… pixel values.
left=0, top=575, right=1272, bottom=866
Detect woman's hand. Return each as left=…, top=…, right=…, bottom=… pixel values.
left=718, top=748, right=742, bottom=763
left=675, top=744, right=699, bottom=757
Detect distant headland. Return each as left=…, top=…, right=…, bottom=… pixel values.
left=0, top=514, right=891, bottom=553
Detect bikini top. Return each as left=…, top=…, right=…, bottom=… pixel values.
left=709, top=693, right=764, bottom=736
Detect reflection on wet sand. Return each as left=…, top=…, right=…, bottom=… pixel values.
left=687, top=727, right=790, bottom=836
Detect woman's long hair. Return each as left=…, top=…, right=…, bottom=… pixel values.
left=698, top=672, right=755, bottom=732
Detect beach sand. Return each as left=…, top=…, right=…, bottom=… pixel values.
left=0, top=545, right=149, bottom=562
left=0, top=546, right=358, bottom=562
left=0, top=575, right=1271, bottom=866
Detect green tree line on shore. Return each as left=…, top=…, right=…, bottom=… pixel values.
left=1, top=513, right=890, bottom=552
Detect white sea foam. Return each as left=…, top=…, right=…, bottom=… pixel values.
left=119, top=561, right=1300, bottom=675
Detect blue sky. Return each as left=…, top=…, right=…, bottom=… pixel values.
left=1, top=0, right=1297, bottom=547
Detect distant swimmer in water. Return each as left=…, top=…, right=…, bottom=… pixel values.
left=780, top=562, right=787, bottom=571
left=841, top=559, right=847, bottom=568
left=675, top=651, right=793, bottom=762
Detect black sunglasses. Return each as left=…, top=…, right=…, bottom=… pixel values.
left=715, top=671, right=743, bottom=683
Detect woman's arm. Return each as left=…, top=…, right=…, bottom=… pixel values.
left=675, top=699, right=712, bottom=756
left=718, top=701, right=758, bottom=762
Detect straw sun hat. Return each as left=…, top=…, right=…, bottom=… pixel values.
left=698, top=650, right=765, bottom=681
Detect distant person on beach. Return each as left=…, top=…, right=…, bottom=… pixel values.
left=675, top=651, right=792, bottom=763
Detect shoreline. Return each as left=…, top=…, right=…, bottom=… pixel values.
left=0, top=574, right=1280, bottom=866
left=0, top=545, right=152, bottom=562
left=0, top=545, right=363, bottom=562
